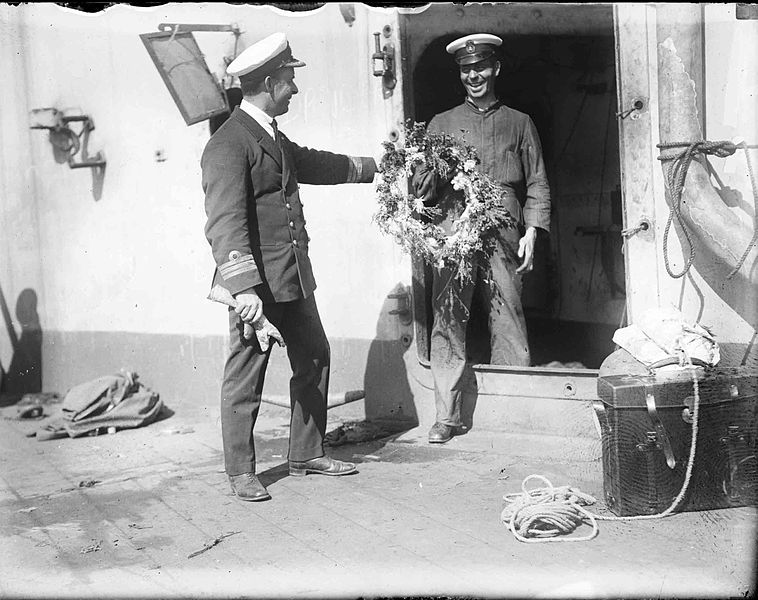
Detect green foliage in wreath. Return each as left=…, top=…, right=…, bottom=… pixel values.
left=374, top=122, right=516, bottom=284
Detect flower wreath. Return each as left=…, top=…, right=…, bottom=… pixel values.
left=374, top=122, right=516, bottom=284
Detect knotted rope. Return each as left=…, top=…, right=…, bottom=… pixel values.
left=502, top=358, right=702, bottom=542
left=656, top=140, right=758, bottom=280
left=501, top=475, right=600, bottom=543
left=657, top=140, right=739, bottom=278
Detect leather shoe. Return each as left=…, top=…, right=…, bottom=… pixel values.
left=289, top=456, right=357, bottom=477
left=428, top=422, right=455, bottom=444
left=228, top=472, right=271, bottom=502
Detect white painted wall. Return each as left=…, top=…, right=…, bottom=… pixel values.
left=657, top=4, right=757, bottom=352
left=705, top=4, right=758, bottom=186
left=2, top=2, right=408, bottom=346
left=616, top=3, right=756, bottom=360
left=699, top=3, right=758, bottom=353
left=2, top=2, right=755, bottom=387
left=0, top=5, right=45, bottom=375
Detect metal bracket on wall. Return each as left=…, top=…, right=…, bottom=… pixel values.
left=371, top=26, right=396, bottom=98
left=616, top=97, right=646, bottom=120
left=387, top=288, right=413, bottom=326
left=29, top=108, right=106, bottom=170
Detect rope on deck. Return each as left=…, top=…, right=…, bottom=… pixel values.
left=502, top=361, right=702, bottom=543
left=501, top=475, right=600, bottom=543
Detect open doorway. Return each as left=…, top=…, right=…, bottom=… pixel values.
left=402, top=3, right=625, bottom=370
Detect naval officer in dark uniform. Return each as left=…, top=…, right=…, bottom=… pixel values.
left=202, top=33, right=377, bottom=501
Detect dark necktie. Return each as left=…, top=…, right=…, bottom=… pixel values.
left=272, top=119, right=285, bottom=173
left=271, top=118, right=280, bottom=146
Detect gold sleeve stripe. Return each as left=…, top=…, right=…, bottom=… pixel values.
left=347, top=156, right=363, bottom=183
left=220, top=263, right=258, bottom=280
left=219, top=254, right=258, bottom=280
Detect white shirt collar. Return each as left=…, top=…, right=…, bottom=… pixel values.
left=240, top=99, right=275, bottom=140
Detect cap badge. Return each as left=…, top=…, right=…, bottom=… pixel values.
left=465, top=40, right=476, bottom=54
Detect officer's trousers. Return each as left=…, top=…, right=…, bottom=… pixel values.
left=429, top=240, right=530, bottom=427
left=219, top=293, right=330, bottom=476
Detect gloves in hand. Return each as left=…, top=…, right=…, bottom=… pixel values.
left=249, top=317, right=285, bottom=352
left=207, top=284, right=285, bottom=351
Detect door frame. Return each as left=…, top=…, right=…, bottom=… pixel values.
left=395, top=3, right=662, bottom=398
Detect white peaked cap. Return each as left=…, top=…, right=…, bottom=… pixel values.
left=446, top=33, right=503, bottom=65
left=227, top=32, right=305, bottom=79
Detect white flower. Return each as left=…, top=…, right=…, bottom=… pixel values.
left=451, top=172, right=468, bottom=191
left=376, top=127, right=512, bottom=284
left=404, top=152, right=426, bottom=174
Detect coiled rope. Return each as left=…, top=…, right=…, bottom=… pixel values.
left=501, top=475, right=600, bottom=543
left=502, top=359, right=702, bottom=542
left=656, top=140, right=758, bottom=280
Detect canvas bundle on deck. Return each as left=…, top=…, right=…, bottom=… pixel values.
left=595, top=367, right=757, bottom=516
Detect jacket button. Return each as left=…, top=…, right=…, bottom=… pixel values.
left=292, top=240, right=299, bottom=247
left=286, top=203, right=292, bottom=210
left=289, top=221, right=295, bottom=228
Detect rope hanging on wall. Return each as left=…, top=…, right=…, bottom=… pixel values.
left=656, top=140, right=757, bottom=280
left=727, top=143, right=758, bottom=279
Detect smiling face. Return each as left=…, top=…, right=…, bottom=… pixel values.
left=459, top=58, right=500, bottom=105
left=268, top=67, right=299, bottom=116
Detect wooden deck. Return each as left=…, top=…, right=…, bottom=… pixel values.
left=1, top=397, right=755, bottom=598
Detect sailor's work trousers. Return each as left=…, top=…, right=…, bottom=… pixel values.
left=430, top=237, right=530, bottom=427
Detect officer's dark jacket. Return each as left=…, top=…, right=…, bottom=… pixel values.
left=202, top=107, right=374, bottom=304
